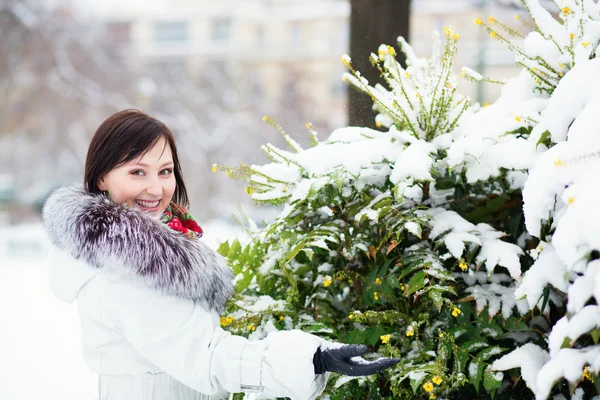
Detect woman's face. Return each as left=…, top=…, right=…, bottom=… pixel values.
left=98, top=137, right=176, bottom=217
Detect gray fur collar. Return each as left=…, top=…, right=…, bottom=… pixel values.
left=42, top=186, right=234, bottom=313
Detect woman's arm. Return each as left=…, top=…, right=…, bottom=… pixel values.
left=96, top=271, right=327, bottom=400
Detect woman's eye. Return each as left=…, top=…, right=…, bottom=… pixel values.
left=131, top=170, right=145, bottom=176
left=160, top=168, right=173, bottom=176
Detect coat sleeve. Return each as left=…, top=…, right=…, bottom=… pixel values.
left=103, top=273, right=329, bottom=400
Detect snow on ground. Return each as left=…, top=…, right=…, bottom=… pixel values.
left=0, top=219, right=242, bottom=400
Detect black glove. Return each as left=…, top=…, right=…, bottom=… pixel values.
left=313, top=344, right=400, bottom=376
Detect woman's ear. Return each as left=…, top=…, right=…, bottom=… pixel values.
left=97, top=179, right=106, bottom=191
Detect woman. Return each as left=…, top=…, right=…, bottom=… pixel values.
left=42, top=109, right=398, bottom=400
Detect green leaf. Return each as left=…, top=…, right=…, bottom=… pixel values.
left=228, top=239, right=242, bottom=258
left=468, top=357, right=485, bottom=392
left=453, top=346, right=469, bottom=374
left=343, top=329, right=366, bottom=345
left=405, top=270, right=427, bottom=296
left=302, top=322, right=334, bottom=334
left=409, top=372, right=428, bottom=394
left=464, top=340, right=489, bottom=352
left=429, top=289, right=444, bottom=311
left=591, top=329, right=600, bottom=344
left=540, top=286, right=551, bottom=313
left=483, top=371, right=503, bottom=398
left=217, top=241, right=230, bottom=257
left=364, top=325, right=387, bottom=347
left=485, top=196, right=509, bottom=213
left=536, top=130, right=551, bottom=148
left=477, top=346, right=505, bottom=361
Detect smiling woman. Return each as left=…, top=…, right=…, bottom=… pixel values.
left=84, top=109, right=187, bottom=217
left=41, top=109, right=398, bottom=400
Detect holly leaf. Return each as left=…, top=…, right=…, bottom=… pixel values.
left=468, top=357, right=485, bottom=392
left=405, top=270, right=427, bottom=296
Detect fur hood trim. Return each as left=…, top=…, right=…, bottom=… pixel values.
left=42, top=186, right=234, bottom=312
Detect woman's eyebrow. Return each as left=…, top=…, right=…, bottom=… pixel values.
left=134, top=161, right=175, bottom=168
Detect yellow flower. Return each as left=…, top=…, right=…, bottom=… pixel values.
left=452, top=307, right=462, bottom=317
left=461, top=71, right=466, bottom=78
left=432, top=376, right=443, bottom=385
left=282, top=187, right=287, bottom=192
left=374, top=291, right=379, bottom=301
left=405, top=71, right=410, bottom=78
left=349, top=279, right=353, bottom=284
left=349, top=314, right=354, bottom=319
left=247, top=324, right=256, bottom=331
left=515, top=116, right=521, bottom=123
left=558, top=71, right=564, bottom=77
left=226, top=170, right=231, bottom=178
left=423, top=381, right=434, bottom=392
left=459, top=260, right=468, bottom=271
left=211, top=165, right=218, bottom=173
left=430, top=394, right=436, bottom=400
left=583, top=366, right=594, bottom=382
left=453, top=33, right=460, bottom=40
left=568, top=197, right=575, bottom=205
left=406, top=326, right=415, bottom=337
left=559, top=63, right=564, bottom=69
left=582, top=41, right=591, bottom=48
left=323, top=276, right=333, bottom=287
left=531, top=67, right=537, bottom=72
left=342, top=76, right=348, bottom=82
left=262, top=116, right=268, bottom=121
left=554, top=158, right=564, bottom=167
left=376, top=277, right=383, bottom=285
left=341, top=55, right=351, bottom=67
left=490, top=31, right=497, bottom=38
left=380, top=334, right=391, bottom=344
left=475, top=18, right=483, bottom=25
left=570, top=33, right=575, bottom=40
left=245, top=187, right=254, bottom=195
left=483, top=102, right=489, bottom=107
left=220, top=316, right=234, bottom=326
left=400, top=284, right=405, bottom=291
left=515, top=15, right=520, bottom=20
left=279, top=315, right=285, bottom=321
left=562, top=7, right=571, bottom=14
left=488, top=16, right=496, bottom=23
left=439, top=332, right=444, bottom=338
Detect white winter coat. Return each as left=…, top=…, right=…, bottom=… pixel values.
left=43, top=186, right=329, bottom=400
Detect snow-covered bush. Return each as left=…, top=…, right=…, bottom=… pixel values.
left=216, top=27, right=536, bottom=399
left=216, top=0, right=600, bottom=398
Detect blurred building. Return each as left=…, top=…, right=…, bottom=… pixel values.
left=98, top=0, right=350, bottom=134
left=97, top=0, right=536, bottom=130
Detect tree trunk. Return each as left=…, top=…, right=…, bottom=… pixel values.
left=348, top=0, right=411, bottom=129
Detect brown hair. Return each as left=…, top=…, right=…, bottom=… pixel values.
left=84, top=109, right=189, bottom=206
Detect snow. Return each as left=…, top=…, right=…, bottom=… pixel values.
left=515, top=245, right=569, bottom=310
left=0, top=258, right=98, bottom=400
left=491, top=343, right=550, bottom=394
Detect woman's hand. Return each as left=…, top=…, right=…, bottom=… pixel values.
left=313, top=344, right=399, bottom=376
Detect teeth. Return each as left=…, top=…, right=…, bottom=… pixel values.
left=136, top=200, right=160, bottom=208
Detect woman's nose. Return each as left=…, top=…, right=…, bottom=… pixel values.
left=145, top=180, right=163, bottom=197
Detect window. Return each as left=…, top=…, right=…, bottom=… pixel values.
left=154, top=21, right=188, bottom=43
left=256, top=25, right=265, bottom=47
left=211, top=17, right=231, bottom=41
left=289, top=22, right=301, bottom=47
left=105, top=22, right=131, bottom=43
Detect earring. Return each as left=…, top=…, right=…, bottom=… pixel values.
left=101, top=190, right=108, bottom=197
